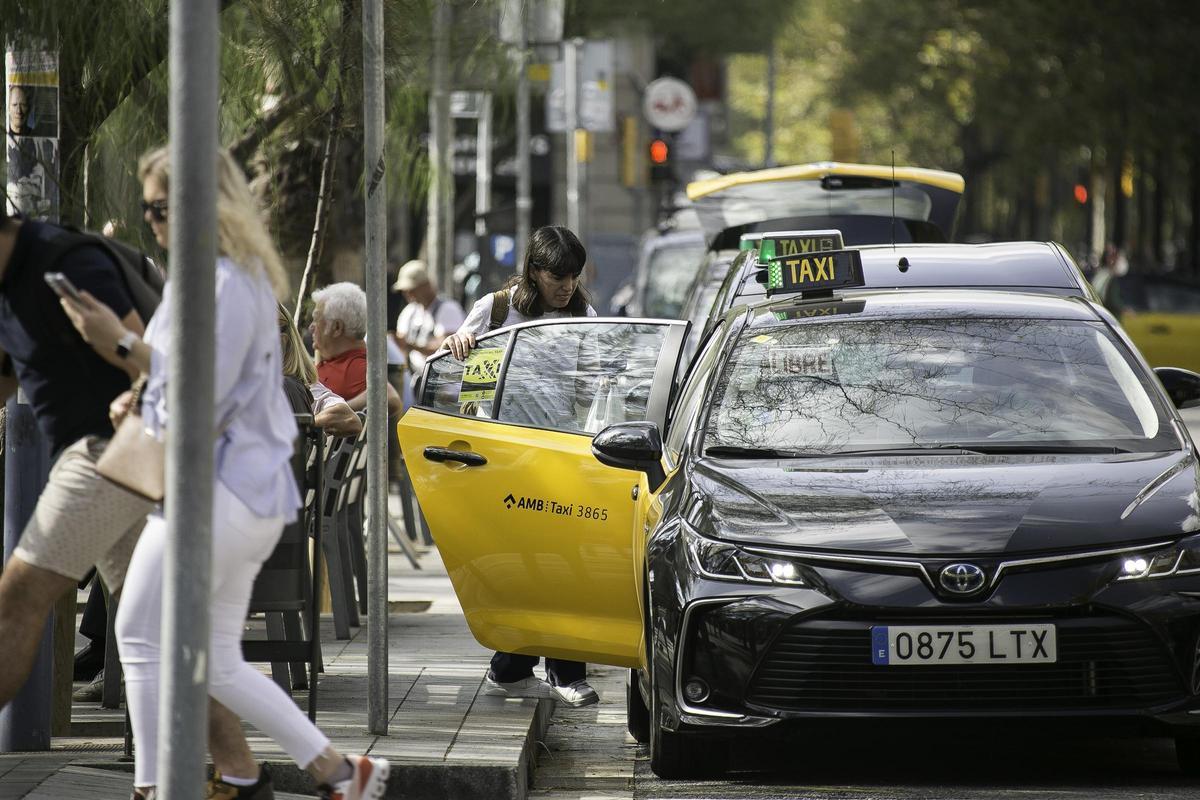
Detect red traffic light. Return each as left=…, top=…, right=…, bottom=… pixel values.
left=1073, top=184, right=1088, bottom=204
left=649, top=139, right=669, bottom=164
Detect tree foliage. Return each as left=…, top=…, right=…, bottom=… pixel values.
left=1, top=0, right=508, bottom=287
left=725, top=0, right=1200, bottom=267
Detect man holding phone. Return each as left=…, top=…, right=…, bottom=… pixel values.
left=0, top=209, right=150, bottom=710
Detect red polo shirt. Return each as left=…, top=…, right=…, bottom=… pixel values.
left=317, top=345, right=367, bottom=400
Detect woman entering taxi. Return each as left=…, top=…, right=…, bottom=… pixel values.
left=446, top=225, right=601, bottom=707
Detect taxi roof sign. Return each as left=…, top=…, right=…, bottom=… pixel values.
left=750, top=229, right=845, bottom=260
left=765, top=249, right=865, bottom=296
left=739, top=228, right=844, bottom=254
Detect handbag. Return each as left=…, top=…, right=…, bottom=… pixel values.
left=96, top=377, right=165, bottom=502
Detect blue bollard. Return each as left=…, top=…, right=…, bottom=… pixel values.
left=0, top=394, right=53, bottom=751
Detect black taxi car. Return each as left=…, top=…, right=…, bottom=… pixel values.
left=397, top=245, right=1200, bottom=779
left=708, top=236, right=1098, bottom=324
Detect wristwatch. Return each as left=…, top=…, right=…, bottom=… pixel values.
left=115, top=330, right=138, bottom=359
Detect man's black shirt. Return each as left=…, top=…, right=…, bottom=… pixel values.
left=0, top=219, right=136, bottom=455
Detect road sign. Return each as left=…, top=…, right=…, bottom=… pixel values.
left=642, top=77, right=697, bottom=133
left=450, top=91, right=484, bottom=119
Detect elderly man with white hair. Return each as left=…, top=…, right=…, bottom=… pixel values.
left=311, top=281, right=401, bottom=416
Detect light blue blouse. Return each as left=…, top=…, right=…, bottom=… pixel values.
left=141, top=257, right=301, bottom=521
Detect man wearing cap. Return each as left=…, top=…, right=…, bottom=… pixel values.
left=392, top=259, right=465, bottom=384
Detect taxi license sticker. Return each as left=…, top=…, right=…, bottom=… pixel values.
left=768, top=346, right=836, bottom=378
left=458, top=347, right=504, bottom=402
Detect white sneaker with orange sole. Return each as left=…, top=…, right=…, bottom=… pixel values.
left=318, top=755, right=389, bottom=800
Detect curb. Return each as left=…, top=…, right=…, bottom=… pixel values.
left=261, top=698, right=556, bottom=800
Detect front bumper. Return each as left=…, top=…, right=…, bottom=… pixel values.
left=652, top=532, right=1200, bottom=734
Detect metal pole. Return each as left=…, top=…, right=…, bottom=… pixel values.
left=764, top=37, right=776, bottom=168
left=0, top=393, right=51, bottom=752
left=159, top=0, right=219, bottom=796
left=475, top=92, right=492, bottom=239
left=362, top=0, right=389, bottom=736
left=428, top=1, right=452, bottom=291
left=2, top=37, right=59, bottom=753
left=565, top=37, right=581, bottom=235
left=515, top=0, right=531, bottom=268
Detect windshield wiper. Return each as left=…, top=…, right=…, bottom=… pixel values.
left=704, top=445, right=804, bottom=459
left=792, top=446, right=990, bottom=458
left=937, top=443, right=1132, bottom=454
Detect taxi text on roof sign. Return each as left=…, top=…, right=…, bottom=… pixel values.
left=739, top=229, right=845, bottom=256
left=765, top=249, right=865, bottom=296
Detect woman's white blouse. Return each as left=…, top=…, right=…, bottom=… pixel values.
left=140, top=257, right=301, bottom=521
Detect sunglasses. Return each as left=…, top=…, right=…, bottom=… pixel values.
left=141, top=199, right=168, bottom=223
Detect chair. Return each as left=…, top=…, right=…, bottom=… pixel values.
left=243, top=409, right=324, bottom=720
left=319, top=419, right=365, bottom=639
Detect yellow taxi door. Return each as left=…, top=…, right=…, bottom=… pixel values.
left=1110, top=276, right=1200, bottom=372
left=397, top=318, right=686, bottom=668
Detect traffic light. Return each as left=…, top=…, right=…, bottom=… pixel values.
left=649, top=135, right=673, bottom=183
left=1073, top=183, right=1088, bottom=205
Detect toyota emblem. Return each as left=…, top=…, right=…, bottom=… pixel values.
left=939, top=563, right=986, bottom=595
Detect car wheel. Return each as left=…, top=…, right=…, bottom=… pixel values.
left=626, top=668, right=650, bottom=744
left=1177, top=736, right=1200, bottom=775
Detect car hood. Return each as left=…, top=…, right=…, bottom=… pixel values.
left=687, top=451, right=1200, bottom=555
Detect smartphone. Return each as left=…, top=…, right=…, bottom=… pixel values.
left=44, top=271, right=83, bottom=302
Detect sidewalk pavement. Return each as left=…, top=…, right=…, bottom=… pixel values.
left=1, top=539, right=555, bottom=800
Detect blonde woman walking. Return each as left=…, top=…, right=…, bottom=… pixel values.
left=62, top=147, right=388, bottom=800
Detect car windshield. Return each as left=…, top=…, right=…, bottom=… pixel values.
left=644, top=244, right=706, bottom=318
left=704, top=318, right=1175, bottom=455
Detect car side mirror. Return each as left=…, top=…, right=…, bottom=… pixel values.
left=592, top=421, right=666, bottom=490
left=1155, top=367, right=1200, bottom=410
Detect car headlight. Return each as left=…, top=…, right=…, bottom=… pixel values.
left=1115, top=535, right=1200, bottom=580
left=683, top=525, right=811, bottom=586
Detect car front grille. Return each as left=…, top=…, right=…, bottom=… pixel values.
left=745, top=614, right=1185, bottom=713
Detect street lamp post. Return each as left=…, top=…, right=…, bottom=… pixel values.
left=159, top=0, right=220, bottom=796
left=515, top=1, right=532, bottom=269
left=362, top=0, right=389, bottom=736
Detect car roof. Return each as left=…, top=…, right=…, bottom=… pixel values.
left=744, top=288, right=1102, bottom=328
left=731, top=241, right=1084, bottom=300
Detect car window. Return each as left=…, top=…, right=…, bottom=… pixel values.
left=420, top=331, right=513, bottom=418
left=498, top=323, right=671, bottom=436
left=1144, top=280, right=1200, bottom=313
left=643, top=244, right=706, bottom=319
left=666, top=326, right=726, bottom=466
left=704, top=318, right=1175, bottom=454
left=1111, top=277, right=1148, bottom=312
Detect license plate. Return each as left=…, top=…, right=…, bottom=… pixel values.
left=871, top=624, right=1056, bottom=666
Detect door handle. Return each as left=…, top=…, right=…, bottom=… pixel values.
left=423, top=447, right=487, bottom=467
left=1149, top=324, right=1172, bottom=335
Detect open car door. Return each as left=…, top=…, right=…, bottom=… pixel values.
left=397, top=318, right=687, bottom=667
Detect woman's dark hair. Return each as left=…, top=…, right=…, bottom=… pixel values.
left=506, top=225, right=591, bottom=317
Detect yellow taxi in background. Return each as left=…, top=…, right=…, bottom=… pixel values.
left=1092, top=270, right=1200, bottom=372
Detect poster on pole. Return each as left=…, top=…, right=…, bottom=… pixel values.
left=545, top=40, right=615, bottom=133
left=498, top=0, right=564, bottom=44
left=5, top=47, right=59, bottom=220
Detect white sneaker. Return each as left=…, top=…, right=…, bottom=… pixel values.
left=318, top=755, right=389, bottom=800
left=481, top=674, right=556, bottom=699
left=551, top=679, right=599, bottom=707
